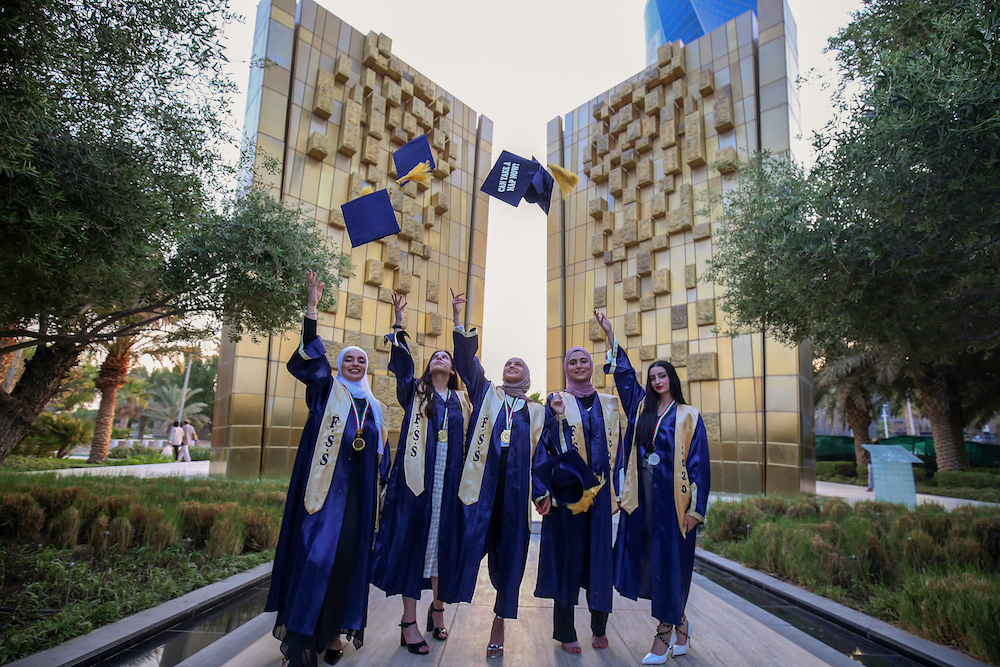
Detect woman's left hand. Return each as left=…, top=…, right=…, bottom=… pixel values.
left=683, top=513, right=700, bottom=534
left=549, top=392, right=565, bottom=415
left=535, top=495, right=552, bottom=515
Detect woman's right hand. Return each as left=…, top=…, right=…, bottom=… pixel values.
left=306, top=269, right=324, bottom=316
left=391, top=291, right=406, bottom=327
left=549, top=391, right=565, bottom=415
left=593, top=309, right=613, bottom=339
left=450, top=288, right=467, bottom=326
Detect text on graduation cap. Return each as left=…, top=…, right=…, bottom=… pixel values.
left=497, top=161, right=519, bottom=193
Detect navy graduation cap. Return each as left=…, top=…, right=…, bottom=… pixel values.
left=481, top=150, right=579, bottom=215
left=340, top=188, right=400, bottom=247
left=392, top=134, right=435, bottom=187
left=533, top=449, right=605, bottom=515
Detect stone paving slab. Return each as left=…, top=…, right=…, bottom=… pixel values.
left=209, top=539, right=840, bottom=667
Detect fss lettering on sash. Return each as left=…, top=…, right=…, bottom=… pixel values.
left=410, top=413, right=421, bottom=457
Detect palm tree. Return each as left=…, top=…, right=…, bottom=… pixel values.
left=143, top=384, right=210, bottom=434
left=88, top=336, right=139, bottom=462
left=116, top=372, right=151, bottom=432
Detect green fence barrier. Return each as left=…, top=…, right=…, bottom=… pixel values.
left=814, top=434, right=1000, bottom=468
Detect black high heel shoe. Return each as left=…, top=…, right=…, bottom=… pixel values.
left=322, top=647, right=343, bottom=665
left=400, top=619, right=429, bottom=655
left=426, top=604, right=448, bottom=640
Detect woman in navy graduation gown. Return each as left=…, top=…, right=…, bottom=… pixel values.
left=596, top=311, right=710, bottom=665
left=450, top=290, right=545, bottom=659
left=266, top=271, right=389, bottom=667
left=532, top=345, right=622, bottom=654
left=371, top=292, right=471, bottom=654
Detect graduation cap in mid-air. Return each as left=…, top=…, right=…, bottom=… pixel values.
left=340, top=187, right=400, bottom=247
left=480, top=150, right=580, bottom=215
left=392, top=134, right=435, bottom=188
left=533, top=449, right=605, bottom=515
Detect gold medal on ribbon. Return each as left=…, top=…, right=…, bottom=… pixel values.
left=500, top=429, right=511, bottom=444
left=353, top=436, right=366, bottom=452
left=438, top=429, right=448, bottom=442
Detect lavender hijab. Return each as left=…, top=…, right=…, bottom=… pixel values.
left=500, top=357, right=531, bottom=400
left=563, top=347, right=596, bottom=398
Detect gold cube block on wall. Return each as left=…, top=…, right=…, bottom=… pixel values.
left=637, top=158, right=653, bottom=187
left=651, top=233, right=670, bottom=251
left=693, top=222, right=712, bottom=240
left=330, top=208, right=346, bottom=229
left=684, top=113, right=706, bottom=167
left=698, top=67, right=715, bottom=96
left=661, top=111, right=678, bottom=148
left=716, top=146, right=739, bottom=174
left=639, top=295, right=655, bottom=311
left=612, top=246, right=626, bottom=262
left=313, top=83, right=335, bottom=119
left=589, top=319, right=605, bottom=341
left=664, top=145, right=682, bottom=175
left=714, top=84, right=735, bottom=133
left=378, top=287, right=393, bottom=303
left=637, top=249, right=652, bottom=276
left=685, top=264, right=697, bottom=288
left=703, top=413, right=722, bottom=442
left=687, top=352, right=718, bottom=381
left=334, top=55, right=351, bottom=83
left=623, top=220, right=639, bottom=246
left=652, top=268, right=671, bottom=294
left=431, top=191, right=449, bottom=213
left=638, top=219, right=653, bottom=242
left=671, top=342, right=688, bottom=366
left=624, top=312, right=641, bottom=336
left=622, top=186, right=638, bottom=205
left=660, top=174, right=676, bottom=193
left=589, top=198, right=607, bottom=218
left=426, top=280, right=439, bottom=303
left=640, top=345, right=656, bottom=361
left=670, top=40, right=686, bottom=77
left=364, top=259, right=384, bottom=286
left=650, top=192, right=666, bottom=218
left=306, top=132, right=330, bottom=160
left=601, top=210, right=615, bottom=234
left=671, top=304, right=687, bottom=329
left=591, top=233, right=606, bottom=256
left=338, top=124, right=360, bottom=157
left=346, top=293, right=364, bottom=320
left=394, top=268, right=413, bottom=294
left=425, top=312, right=443, bottom=337
left=623, top=275, right=641, bottom=301
left=609, top=167, right=624, bottom=196
left=594, top=285, right=607, bottom=308
left=621, top=149, right=637, bottom=170
left=382, top=238, right=401, bottom=268
left=361, top=133, right=380, bottom=165
left=696, top=298, right=716, bottom=325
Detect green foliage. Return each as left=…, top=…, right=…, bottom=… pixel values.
left=13, top=414, right=94, bottom=458
left=0, top=474, right=287, bottom=662
left=817, top=461, right=858, bottom=478
left=935, top=470, right=1000, bottom=489
left=45, top=363, right=100, bottom=413
left=703, top=496, right=1000, bottom=662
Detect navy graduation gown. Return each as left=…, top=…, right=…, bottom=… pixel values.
left=606, top=344, right=710, bottom=626
left=371, top=331, right=466, bottom=601
left=532, top=394, right=618, bottom=613
left=451, top=329, right=533, bottom=619
left=265, top=333, right=388, bottom=644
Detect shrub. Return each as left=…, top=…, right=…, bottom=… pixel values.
left=49, top=507, right=81, bottom=548
left=12, top=414, right=94, bottom=458
left=108, top=517, right=135, bottom=554
left=936, top=471, right=1000, bottom=490
left=205, top=515, right=244, bottom=558
left=243, top=507, right=280, bottom=552
left=785, top=496, right=820, bottom=520
left=179, top=502, right=236, bottom=547
left=189, top=446, right=211, bottom=461
left=0, top=493, right=46, bottom=539
left=86, top=516, right=110, bottom=558
left=821, top=497, right=852, bottom=522
left=748, top=495, right=788, bottom=519
left=704, top=499, right=762, bottom=543
left=817, top=461, right=857, bottom=478
left=147, top=519, right=179, bottom=549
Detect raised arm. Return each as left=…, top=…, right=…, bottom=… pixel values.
left=287, top=270, right=331, bottom=387
left=595, top=310, right=644, bottom=417
left=386, top=291, right=416, bottom=407
left=450, top=288, right=489, bottom=402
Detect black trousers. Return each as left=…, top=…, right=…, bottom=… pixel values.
left=552, top=600, right=609, bottom=643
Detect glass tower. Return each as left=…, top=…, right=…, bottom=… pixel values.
left=644, top=0, right=758, bottom=65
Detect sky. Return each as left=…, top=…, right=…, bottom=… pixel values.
left=219, top=0, right=863, bottom=390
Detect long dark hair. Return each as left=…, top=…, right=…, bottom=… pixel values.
left=633, top=360, right=686, bottom=454
left=417, top=350, right=460, bottom=426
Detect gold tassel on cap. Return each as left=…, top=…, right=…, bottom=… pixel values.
left=359, top=184, right=374, bottom=197
left=565, top=476, right=606, bottom=515
left=547, top=163, right=580, bottom=198
left=396, top=161, right=432, bottom=187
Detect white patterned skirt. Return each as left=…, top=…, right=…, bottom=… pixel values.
left=422, top=437, right=448, bottom=578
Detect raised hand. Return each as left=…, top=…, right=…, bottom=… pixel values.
left=391, top=291, right=407, bottom=328
left=450, top=288, right=467, bottom=326
left=593, top=309, right=613, bottom=338
left=549, top=391, right=566, bottom=416
left=306, top=269, right=325, bottom=316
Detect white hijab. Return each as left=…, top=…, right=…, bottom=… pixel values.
left=335, top=345, right=384, bottom=454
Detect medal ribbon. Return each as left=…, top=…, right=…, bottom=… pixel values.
left=353, top=398, right=369, bottom=438
left=439, top=389, right=450, bottom=433
left=503, top=395, right=514, bottom=432
left=651, top=400, right=677, bottom=453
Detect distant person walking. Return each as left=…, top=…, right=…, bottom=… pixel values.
left=179, top=420, right=197, bottom=462
left=167, top=421, right=184, bottom=461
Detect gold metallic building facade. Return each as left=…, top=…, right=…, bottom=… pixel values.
left=546, top=1, right=815, bottom=496
left=212, top=0, right=493, bottom=478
